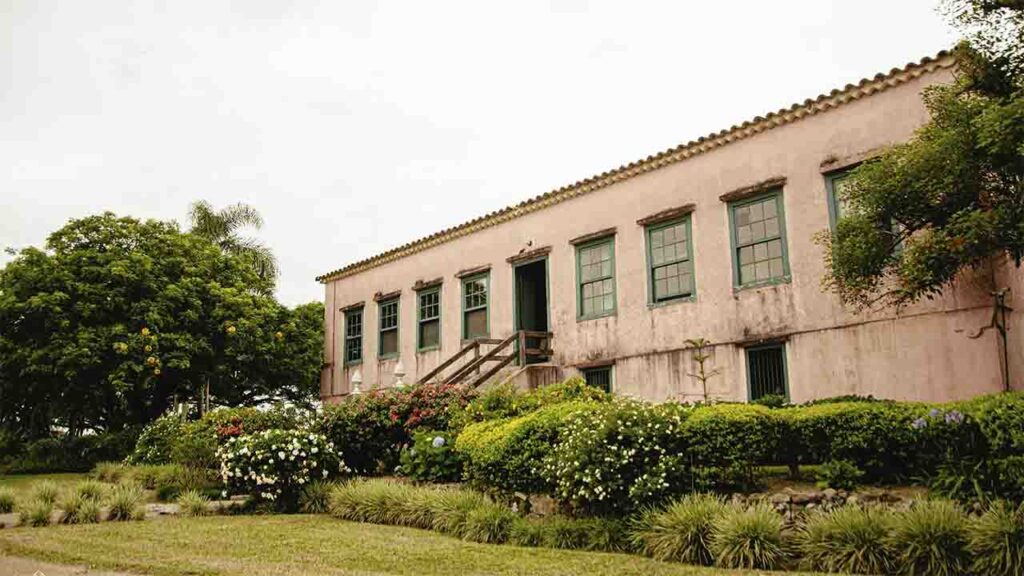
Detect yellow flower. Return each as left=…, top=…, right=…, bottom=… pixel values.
left=146, top=356, right=158, bottom=366
left=275, top=331, right=284, bottom=340
left=153, top=368, right=161, bottom=375
left=141, top=327, right=150, bottom=336
left=144, top=345, right=152, bottom=353
left=227, top=326, right=237, bottom=334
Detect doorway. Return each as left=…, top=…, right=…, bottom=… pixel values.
left=514, top=257, right=549, bottom=364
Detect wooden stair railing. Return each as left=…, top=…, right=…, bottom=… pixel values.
left=416, top=330, right=553, bottom=387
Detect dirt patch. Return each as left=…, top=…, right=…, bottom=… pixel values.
left=0, top=554, right=139, bottom=576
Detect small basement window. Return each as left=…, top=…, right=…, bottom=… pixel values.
left=746, top=344, right=788, bottom=401
left=582, top=365, right=613, bottom=393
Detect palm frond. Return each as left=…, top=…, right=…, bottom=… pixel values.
left=188, top=200, right=229, bottom=242
left=219, top=203, right=264, bottom=231
left=233, top=236, right=279, bottom=284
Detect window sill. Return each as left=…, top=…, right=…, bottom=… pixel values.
left=733, top=276, right=792, bottom=293
left=647, top=295, right=696, bottom=309
left=377, top=354, right=399, bottom=361
left=343, top=360, right=363, bottom=368
left=417, top=345, right=441, bottom=354
left=577, top=311, right=617, bottom=323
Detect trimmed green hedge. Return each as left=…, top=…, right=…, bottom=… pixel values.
left=457, top=400, right=597, bottom=495
left=456, top=391, right=1024, bottom=508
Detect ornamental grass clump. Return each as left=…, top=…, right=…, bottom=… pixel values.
left=460, top=502, right=516, bottom=544
left=219, top=428, right=349, bottom=512
left=57, top=492, right=101, bottom=524
left=106, top=483, right=145, bottom=521
left=426, top=488, right=491, bottom=537
left=177, top=489, right=210, bottom=517
left=327, top=479, right=421, bottom=526
left=888, top=500, right=969, bottom=576
left=509, top=517, right=547, bottom=547
left=709, top=502, right=789, bottom=571
left=91, top=461, right=127, bottom=483
left=299, top=480, right=336, bottom=514
left=797, top=505, right=894, bottom=574
left=966, top=501, right=1024, bottom=576
left=30, top=480, right=59, bottom=505
left=18, top=499, right=53, bottom=527
left=631, top=493, right=728, bottom=565
left=74, top=479, right=107, bottom=502
left=0, top=486, right=15, bottom=513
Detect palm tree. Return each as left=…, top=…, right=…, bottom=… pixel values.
left=188, top=200, right=279, bottom=287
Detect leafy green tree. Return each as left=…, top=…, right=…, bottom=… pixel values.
left=188, top=200, right=278, bottom=288
left=0, top=213, right=320, bottom=439
left=821, top=1, right=1023, bottom=309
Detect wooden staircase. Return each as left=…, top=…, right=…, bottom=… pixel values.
left=416, top=330, right=553, bottom=388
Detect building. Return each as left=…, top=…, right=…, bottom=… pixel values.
left=318, top=51, right=1022, bottom=404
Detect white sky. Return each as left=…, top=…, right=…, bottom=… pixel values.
left=1, top=1, right=958, bottom=306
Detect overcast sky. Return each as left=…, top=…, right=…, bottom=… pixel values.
left=2, top=1, right=958, bottom=306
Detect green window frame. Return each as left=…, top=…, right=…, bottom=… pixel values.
left=343, top=308, right=363, bottom=365
left=825, top=169, right=854, bottom=231
left=582, top=365, right=614, bottom=393
left=575, top=236, right=616, bottom=320
left=728, top=190, right=790, bottom=289
left=461, top=273, right=489, bottom=340
left=646, top=217, right=695, bottom=304
left=826, top=167, right=906, bottom=251
left=417, top=286, right=441, bottom=351
left=377, top=297, right=399, bottom=359
left=746, top=343, right=788, bottom=401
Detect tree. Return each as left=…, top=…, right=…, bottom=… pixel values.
left=188, top=200, right=279, bottom=289
left=0, top=213, right=319, bottom=439
left=821, top=1, right=1023, bottom=309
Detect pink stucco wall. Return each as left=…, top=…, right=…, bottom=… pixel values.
left=321, top=62, right=1020, bottom=404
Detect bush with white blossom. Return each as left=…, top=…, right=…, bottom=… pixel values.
left=541, top=399, right=691, bottom=515
left=218, top=428, right=349, bottom=511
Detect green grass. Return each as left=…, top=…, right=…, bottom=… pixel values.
left=0, top=515, right=825, bottom=576
left=0, top=473, right=87, bottom=500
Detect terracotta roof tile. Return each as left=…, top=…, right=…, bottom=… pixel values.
left=316, top=50, right=955, bottom=283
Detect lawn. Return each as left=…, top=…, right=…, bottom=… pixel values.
left=0, top=515, right=823, bottom=576
left=0, top=472, right=87, bottom=498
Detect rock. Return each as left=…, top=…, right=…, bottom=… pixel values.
left=822, top=488, right=838, bottom=500
left=791, top=492, right=821, bottom=505
left=846, top=495, right=860, bottom=505
left=770, top=492, right=791, bottom=504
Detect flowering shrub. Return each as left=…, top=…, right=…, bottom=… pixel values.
left=452, top=377, right=609, bottom=430
left=129, top=405, right=304, bottom=467
left=541, top=400, right=690, bottom=515
left=218, top=428, right=349, bottom=511
left=318, top=383, right=475, bottom=474
left=398, top=430, right=463, bottom=483
left=457, top=400, right=598, bottom=495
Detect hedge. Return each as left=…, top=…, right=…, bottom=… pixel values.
left=456, top=400, right=598, bottom=495
left=0, top=429, right=139, bottom=473
left=128, top=405, right=304, bottom=468
left=455, top=391, right=1024, bottom=508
